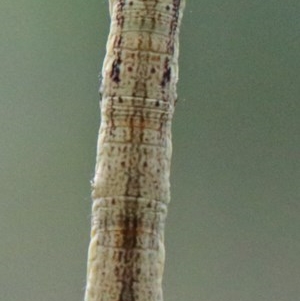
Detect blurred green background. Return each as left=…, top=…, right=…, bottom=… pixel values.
left=0, top=0, right=299, bottom=300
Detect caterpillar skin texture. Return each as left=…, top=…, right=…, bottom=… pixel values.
left=84, top=1, right=185, bottom=301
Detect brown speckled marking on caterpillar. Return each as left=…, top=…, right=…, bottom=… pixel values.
left=84, top=1, right=185, bottom=301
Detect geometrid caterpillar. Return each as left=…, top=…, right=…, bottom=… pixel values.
left=84, top=1, right=185, bottom=300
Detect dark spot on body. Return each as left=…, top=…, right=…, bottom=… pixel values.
left=161, top=67, right=171, bottom=86
left=161, top=57, right=171, bottom=87
left=111, top=57, right=122, bottom=83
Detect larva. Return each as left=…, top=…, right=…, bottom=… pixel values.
left=84, top=1, right=185, bottom=300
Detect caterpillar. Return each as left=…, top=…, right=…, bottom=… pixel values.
left=84, top=1, right=185, bottom=300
